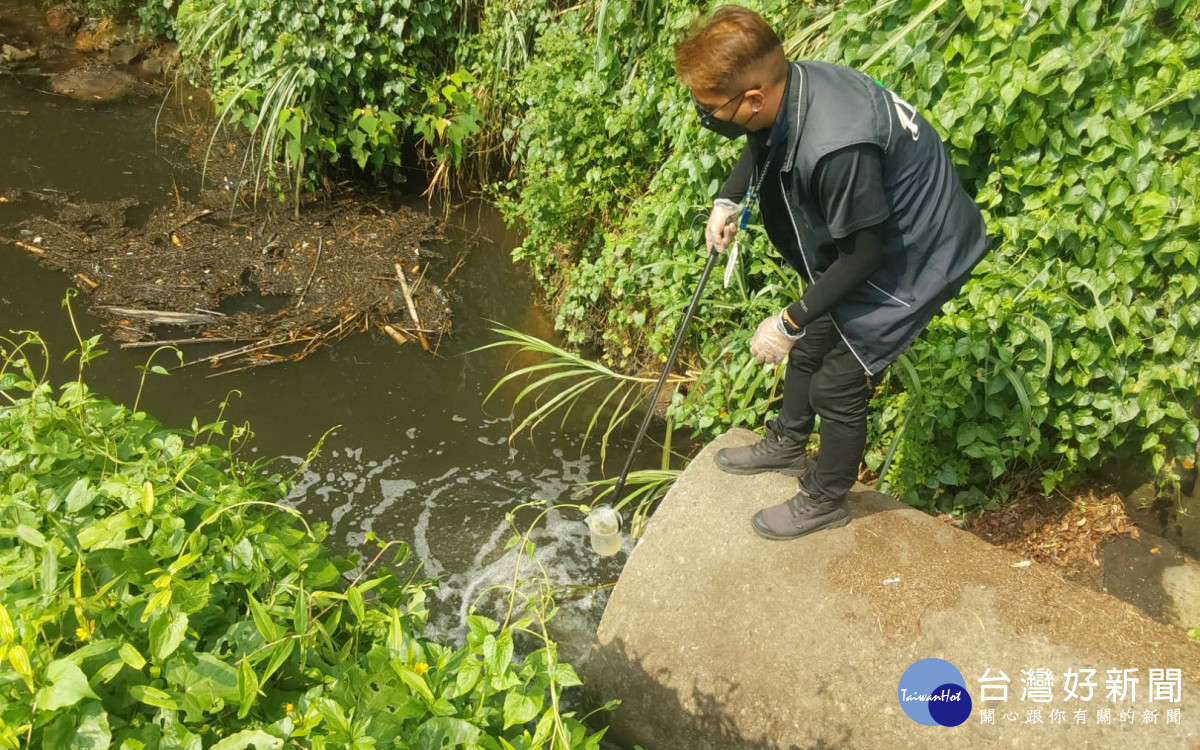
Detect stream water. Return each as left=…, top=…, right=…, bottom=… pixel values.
left=0, top=24, right=662, bottom=663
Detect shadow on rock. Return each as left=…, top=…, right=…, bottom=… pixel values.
left=583, top=636, right=856, bottom=750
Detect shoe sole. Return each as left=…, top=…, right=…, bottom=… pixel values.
left=714, top=456, right=810, bottom=477
left=751, top=513, right=850, bottom=541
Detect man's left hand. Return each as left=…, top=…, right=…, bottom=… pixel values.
left=750, top=313, right=800, bottom=364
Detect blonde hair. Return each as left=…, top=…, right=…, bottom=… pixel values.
left=673, top=5, right=786, bottom=94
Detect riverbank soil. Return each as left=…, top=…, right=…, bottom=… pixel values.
left=964, top=483, right=1137, bottom=578
left=961, top=483, right=1200, bottom=631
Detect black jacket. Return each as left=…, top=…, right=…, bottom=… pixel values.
left=724, top=60, right=992, bottom=376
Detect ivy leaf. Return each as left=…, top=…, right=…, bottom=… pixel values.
left=417, top=717, right=480, bottom=748
left=43, top=701, right=111, bottom=750
left=149, top=612, right=188, bottom=662
left=551, top=662, right=582, bottom=687
left=35, top=659, right=99, bottom=711
left=484, top=630, right=514, bottom=676
left=502, top=688, right=543, bottom=729
left=74, top=702, right=112, bottom=749
left=63, top=478, right=96, bottom=513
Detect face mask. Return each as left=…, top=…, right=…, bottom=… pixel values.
left=693, top=90, right=751, bottom=139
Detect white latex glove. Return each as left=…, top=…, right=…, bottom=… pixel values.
left=705, top=198, right=739, bottom=253
left=750, top=312, right=805, bottom=364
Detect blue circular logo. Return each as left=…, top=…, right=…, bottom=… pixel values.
left=897, top=658, right=972, bottom=726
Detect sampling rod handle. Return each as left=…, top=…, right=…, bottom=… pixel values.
left=610, top=248, right=720, bottom=506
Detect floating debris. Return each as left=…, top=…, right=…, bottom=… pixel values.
left=6, top=190, right=453, bottom=373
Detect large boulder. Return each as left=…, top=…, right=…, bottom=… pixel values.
left=584, top=429, right=1200, bottom=749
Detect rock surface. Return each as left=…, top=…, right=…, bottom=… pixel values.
left=139, top=56, right=163, bottom=77
left=50, top=67, right=137, bottom=102
left=45, top=3, right=82, bottom=34
left=584, top=429, right=1200, bottom=749
left=1093, top=529, right=1200, bottom=631
left=1, top=43, right=36, bottom=62
left=74, top=18, right=116, bottom=52
left=108, top=42, right=141, bottom=66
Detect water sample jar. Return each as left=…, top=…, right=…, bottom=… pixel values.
left=587, top=505, right=623, bottom=557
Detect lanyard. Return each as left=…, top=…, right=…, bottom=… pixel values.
left=725, top=135, right=783, bottom=287
left=739, top=144, right=779, bottom=229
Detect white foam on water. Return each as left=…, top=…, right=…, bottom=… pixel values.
left=372, top=478, right=417, bottom=535
left=278, top=442, right=619, bottom=651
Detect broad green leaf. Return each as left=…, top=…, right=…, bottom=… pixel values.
left=167, top=653, right=239, bottom=709
left=36, top=659, right=99, bottom=710
left=77, top=511, right=136, bottom=549
left=15, top=523, right=46, bottom=548
left=551, top=661, right=582, bottom=687
left=209, top=730, right=283, bottom=750
left=485, top=630, right=513, bottom=676
left=502, top=688, right=542, bottom=729
left=63, top=701, right=111, bottom=750
left=63, top=478, right=96, bottom=513
left=417, top=717, right=481, bottom=748
left=149, top=612, right=188, bottom=661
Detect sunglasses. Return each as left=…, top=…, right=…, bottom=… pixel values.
left=690, top=89, right=748, bottom=126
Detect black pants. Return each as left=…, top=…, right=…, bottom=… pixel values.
left=765, top=313, right=885, bottom=501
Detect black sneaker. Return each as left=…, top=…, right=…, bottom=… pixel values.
left=751, top=488, right=850, bottom=541
left=714, top=433, right=810, bottom=477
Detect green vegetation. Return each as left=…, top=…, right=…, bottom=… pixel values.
left=171, top=0, right=481, bottom=200
left=477, top=0, right=1200, bottom=513
left=477, top=325, right=687, bottom=533
left=67, top=0, right=1200, bottom=511
left=0, top=315, right=612, bottom=749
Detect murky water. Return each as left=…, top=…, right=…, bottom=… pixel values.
left=0, top=28, right=666, bottom=660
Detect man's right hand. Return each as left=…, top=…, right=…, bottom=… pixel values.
left=705, top=199, right=739, bottom=253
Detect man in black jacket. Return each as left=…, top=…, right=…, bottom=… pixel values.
left=674, top=6, right=990, bottom=540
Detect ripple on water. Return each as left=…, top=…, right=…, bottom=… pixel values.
left=281, top=446, right=628, bottom=649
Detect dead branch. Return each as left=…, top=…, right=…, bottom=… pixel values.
left=394, top=262, right=429, bottom=351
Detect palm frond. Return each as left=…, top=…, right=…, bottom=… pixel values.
left=475, top=326, right=693, bottom=464
left=583, top=468, right=682, bottom=539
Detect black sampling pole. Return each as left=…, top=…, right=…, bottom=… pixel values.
left=609, top=247, right=721, bottom=510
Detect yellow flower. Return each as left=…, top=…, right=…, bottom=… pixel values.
left=285, top=703, right=294, bottom=715
left=414, top=662, right=429, bottom=676
left=75, top=619, right=94, bottom=641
